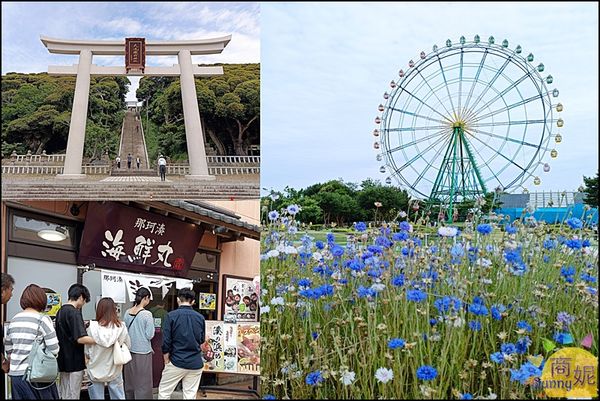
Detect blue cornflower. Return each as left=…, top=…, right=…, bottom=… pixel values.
left=392, top=231, right=409, bottom=241
left=305, top=370, right=324, bottom=386
left=451, top=243, right=465, bottom=257
left=501, top=343, right=517, bottom=355
left=566, top=217, right=583, bottom=229
left=312, top=332, right=319, bottom=340
left=469, top=320, right=482, bottom=331
left=406, top=289, right=427, bottom=302
left=517, top=320, right=532, bottom=332
left=416, top=365, right=437, bottom=381
left=560, top=266, right=576, bottom=282
left=516, top=336, right=531, bottom=354
left=375, top=236, right=393, bottom=248
left=580, top=273, right=597, bottom=283
left=477, top=224, right=493, bottom=235
left=543, top=239, right=557, bottom=250
left=491, top=305, right=504, bottom=321
left=263, top=395, right=276, bottom=400
left=387, top=338, right=406, bottom=349
left=268, top=210, right=279, bottom=221
left=331, top=245, right=344, bottom=257
left=392, top=274, right=405, bottom=287
left=490, top=352, right=505, bottom=364
left=460, top=394, right=473, bottom=400
left=468, top=302, right=488, bottom=316
left=367, top=245, right=384, bottom=254
left=430, top=318, right=438, bottom=326
left=354, top=221, right=367, bottom=232
left=399, top=221, right=412, bottom=231
left=298, top=278, right=312, bottom=288
left=505, top=224, right=518, bottom=234
left=357, top=286, right=376, bottom=299
left=315, top=240, right=325, bottom=250
left=582, top=239, right=591, bottom=247
left=367, top=268, right=382, bottom=279
left=510, top=362, right=542, bottom=384
left=434, top=296, right=462, bottom=314
left=326, top=233, right=335, bottom=243
left=565, top=238, right=583, bottom=249
left=286, top=204, right=300, bottom=215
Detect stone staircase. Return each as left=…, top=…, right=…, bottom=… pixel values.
left=115, top=110, right=150, bottom=173
left=111, top=168, right=157, bottom=177
left=1, top=180, right=259, bottom=200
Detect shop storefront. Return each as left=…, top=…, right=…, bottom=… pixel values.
left=1, top=199, right=260, bottom=394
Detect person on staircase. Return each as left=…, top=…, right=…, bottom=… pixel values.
left=136, top=156, right=141, bottom=169
left=127, top=153, right=132, bottom=169
left=116, top=155, right=121, bottom=169
left=158, top=155, right=167, bottom=182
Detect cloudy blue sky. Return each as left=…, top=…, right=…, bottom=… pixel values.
left=2, top=2, right=259, bottom=100
left=261, top=2, right=598, bottom=197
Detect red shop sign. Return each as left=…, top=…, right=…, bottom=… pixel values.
left=78, top=202, right=203, bottom=277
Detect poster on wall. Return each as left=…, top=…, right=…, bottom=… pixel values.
left=223, top=323, right=238, bottom=372
left=222, top=275, right=258, bottom=322
left=197, top=292, right=216, bottom=310
left=44, top=293, right=61, bottom=317
left=237, top=323, right=260, bottom=374
left=203, top=321, right=225, bottom=372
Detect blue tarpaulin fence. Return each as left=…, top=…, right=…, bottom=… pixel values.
left=495, top=203, right=598, bottom=225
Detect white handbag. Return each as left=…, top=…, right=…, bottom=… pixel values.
left=113, top=340, right=132, bottom=365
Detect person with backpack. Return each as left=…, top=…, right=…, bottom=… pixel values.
left=123, top=287, right=155, bottom=399
left=5, top=284, right=60, bottom=399
left=85, top=297, right=130, bottom=400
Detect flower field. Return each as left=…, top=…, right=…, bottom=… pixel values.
left=260, top=206, right=598, bottom=399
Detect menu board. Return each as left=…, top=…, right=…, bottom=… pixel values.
left=203, top=321, right=259, bottom=375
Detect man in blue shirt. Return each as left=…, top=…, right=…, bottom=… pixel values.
left=158, top=288, right=207, bottom=399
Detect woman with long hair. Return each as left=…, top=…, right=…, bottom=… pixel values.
left=5, top=284, right=60, bottom=399
left=85, top=297, right=130, bottom=400
left=123, top=287, right=155, bottom=399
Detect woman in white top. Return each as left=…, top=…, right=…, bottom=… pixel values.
left=5, top=284, right=60, bottom=399
left=85, top=297, right=130, bottom=400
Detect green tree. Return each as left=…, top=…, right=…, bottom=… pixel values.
left=582, top=172, right=599, bottom=207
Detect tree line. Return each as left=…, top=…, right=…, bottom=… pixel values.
left=136, top=63, right=259, bottom=160
left=2, top=64, right=259, bottom=162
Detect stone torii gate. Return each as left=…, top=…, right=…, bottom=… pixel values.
left=41, top=35, right=232, bottom=180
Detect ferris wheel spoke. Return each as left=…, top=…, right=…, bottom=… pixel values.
left=470, top=119, right=546, bottom=129
left=413, top=67, right=455, bottom=118
left=469, top=71, right=535, bottom=118
left=411, top=134, right=453, bottom=190
left=471, top=93, right=542, bottom=123
left=461, top=50, right=488, bottom=118
left=466, top=126, right=543, bottom=151
left=395, top=133, right=452, bottom=173
left=463, top=56, right=513, bottom=121
left=396, top=85, right=453, bottom=123
left=436, top=54, right=457, bottom=117
left=386, top=128, right=450, bottom=154
left=388, top=107, right=449, bottom=125
left=386, top=125, right=448, bottom=132
left=457, top=49, right=464, bottom=118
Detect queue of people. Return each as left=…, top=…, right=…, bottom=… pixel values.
left=2, top=273, right=207, bottom=400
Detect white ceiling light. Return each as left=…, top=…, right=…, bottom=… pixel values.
left=37, top=226, right=68, bottom=242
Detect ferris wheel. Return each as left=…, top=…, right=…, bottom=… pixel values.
left=374, top=35, right=563, bottom=209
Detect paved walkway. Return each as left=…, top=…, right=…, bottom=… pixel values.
left=101, top=176, right=170, bottom=182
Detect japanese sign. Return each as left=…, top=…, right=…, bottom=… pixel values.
left=101, top=271, right=127, bottom=303
left=125, top=37, right=145, bottom=73
left=78, top=202, right=203, bottom=277
left=222, top=275, right=259, bottom=322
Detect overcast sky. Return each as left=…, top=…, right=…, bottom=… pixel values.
left=261, top=2, right=598, bottom=196
left=1, top=1, right=259, bottom=100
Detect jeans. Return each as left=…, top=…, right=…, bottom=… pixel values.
left=9, top=374, right=59, bottom=400
left=87, top=373, right=125, bottom=400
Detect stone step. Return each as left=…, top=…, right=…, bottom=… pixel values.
left=110, top=168, right=157, bottom=176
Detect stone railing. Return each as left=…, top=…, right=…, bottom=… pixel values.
left=2, top=164, right=112, bottom=175
left=3, top=153, right=260, bottom=176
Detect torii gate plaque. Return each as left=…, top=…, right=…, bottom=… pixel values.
left=41, top=35, right=232, bottom=180
left=125, top=38, right=145, bottom=74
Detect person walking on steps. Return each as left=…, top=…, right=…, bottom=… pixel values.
left=158, top=155, right=167, bottom=182
left=116, top=155, right=121, bottom=169
left=127, top=153, right=132, bottom=169
left=136, top=156, right=141, bottom=169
